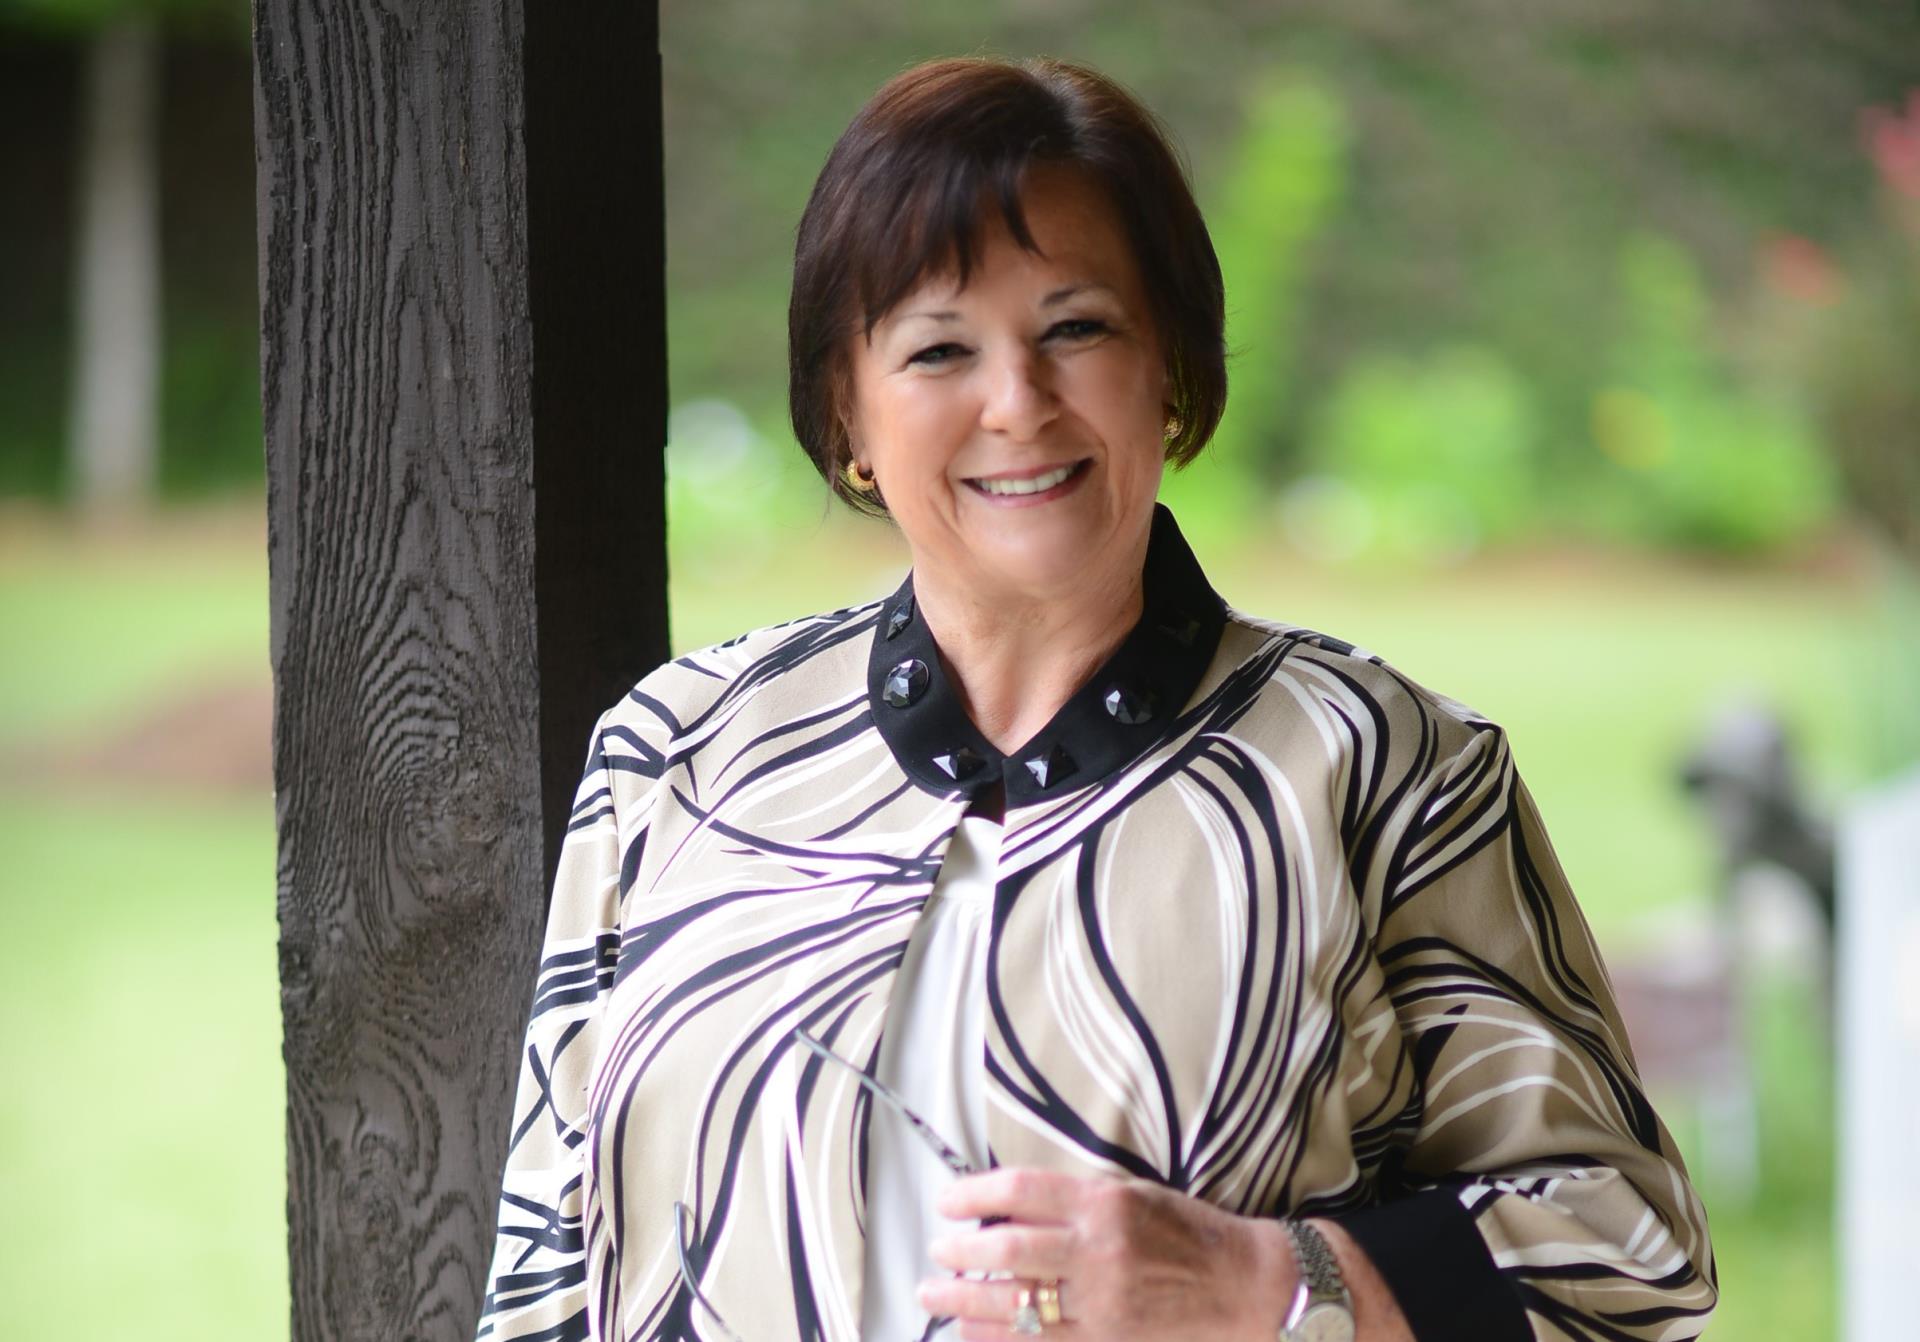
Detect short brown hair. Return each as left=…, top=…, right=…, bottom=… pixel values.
left=788, top=56, right=1228, bottom=517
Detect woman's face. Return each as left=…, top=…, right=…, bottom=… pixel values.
left=844, top=163, right=1170, bottom=608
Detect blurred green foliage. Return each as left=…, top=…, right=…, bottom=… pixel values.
left=1779, top=91, right=1920, bottom=569
left=1159, top=68, right=1348, bottom=542
left=1584, top=233, right=1838, bottom=552
left=6, top=0, right=1919, bottom=564
left=1293, top=342, right=1537, bottom=562
left=0, top=0, right=240, bottom=38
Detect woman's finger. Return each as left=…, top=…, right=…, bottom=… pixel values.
left=928, top=1223, right=1075, bottom=1277
left=936, top=1166, right=1095, bottom=1224
left=916, top=1271, right=1077, bottom=1327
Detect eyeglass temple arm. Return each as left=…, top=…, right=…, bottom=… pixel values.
left=790, top=1026, right=980, bottom=1177
left=677, top=1036, right=1000, bottom=1342
left=673, top=1200, right=750, bottom=1342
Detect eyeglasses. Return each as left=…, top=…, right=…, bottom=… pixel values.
left=671, top=1024, right=997, bottom=1342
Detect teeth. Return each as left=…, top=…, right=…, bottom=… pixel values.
left=974, top=462, right=1079, bottom=496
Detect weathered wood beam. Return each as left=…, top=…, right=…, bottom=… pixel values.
left=253, top=3, right=667, bottom=1335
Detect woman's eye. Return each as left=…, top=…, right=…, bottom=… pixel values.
left=908, top=342, right=966, bottom=367
left=1049, top=318, right=1109, bottom=341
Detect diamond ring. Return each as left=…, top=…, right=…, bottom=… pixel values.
left=1011, top=1285, right=1044, bottom=1335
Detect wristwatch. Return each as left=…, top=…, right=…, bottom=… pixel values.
left=1278, top=1219, right=1355, bottom=1342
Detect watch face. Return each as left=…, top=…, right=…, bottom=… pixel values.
left=1296, top=1302, right=1356, bottom=1342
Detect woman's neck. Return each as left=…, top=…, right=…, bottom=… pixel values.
left=909, top=554, right=1145, bottom=759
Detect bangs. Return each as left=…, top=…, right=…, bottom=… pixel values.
left=846, top=155, right=1050, bottom=344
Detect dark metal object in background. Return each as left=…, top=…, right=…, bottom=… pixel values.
left=252, top=3, right=668, bottom=1337
left=1679, top=699, right=1837, bottom=926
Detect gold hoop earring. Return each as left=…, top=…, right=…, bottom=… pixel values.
left=843, top=459, right=878, bottom=493
left=1163, top=412, right=1184, bottom=441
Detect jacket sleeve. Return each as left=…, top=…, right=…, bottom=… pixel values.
left=474, top=709, right=631, bottom=1342
left=1327, top=715, right=1718, bottom=1342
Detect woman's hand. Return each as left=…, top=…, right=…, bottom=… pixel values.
left=916, top=1166, right=1299, bottom=1341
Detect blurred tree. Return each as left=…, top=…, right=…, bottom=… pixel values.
left=3, top=0, right=1915, bottom=541
left=0, top=0, right=241, bottom=512
left=1760, top=86, right=1920, bottom=777
left=0, top=0, right=240, bottom=34
left=1160, top=68, right=1348, bottom=543
left=1295, top=342, right=1536, bottom=562
left=1792, top=91, right=1920, bottom=568
left=653, top=0, right=1920, bottom=554
left=1587, top=233, right=1836, bottom=552
left=68, top=12, right=159, bottom=512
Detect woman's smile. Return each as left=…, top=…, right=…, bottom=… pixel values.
left=964, top=457, right=1092, bottom=504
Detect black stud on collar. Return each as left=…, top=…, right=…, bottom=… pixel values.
left=864, top=503, right=1227, bottom=804
left=882, top=658, right=929, bottom=708
left=932, top=746, right=987, bottom=781
left=885, top=597, right=914, bottom=641
left=1102, top=682, right=1158, bottom=726
left=1023, top=743, right=1077, bottom=789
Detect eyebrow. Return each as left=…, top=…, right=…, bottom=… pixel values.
left=891, top=282, right=1115, bottom=327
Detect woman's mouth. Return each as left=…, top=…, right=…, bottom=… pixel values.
left=965, top=458, right=1091, bottom=502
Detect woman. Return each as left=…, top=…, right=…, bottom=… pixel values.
left=475, top=56, right=1717, bottom=1342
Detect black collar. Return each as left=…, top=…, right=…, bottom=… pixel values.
left=865, top=502, right=1228, bottom=804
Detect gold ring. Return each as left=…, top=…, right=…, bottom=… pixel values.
left=1011, top=1284, right=1043, bottom=1335
left=1036, top=1278, right=1063, bottom=1325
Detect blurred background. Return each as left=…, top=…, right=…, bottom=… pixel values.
left=3, top=1, right=1917, bottom=1338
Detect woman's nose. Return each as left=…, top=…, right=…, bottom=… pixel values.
left=976, top=344, right=1060, bottom=441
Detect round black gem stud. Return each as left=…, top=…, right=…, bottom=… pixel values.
left=882, top=658, right=929, bottom=708
left=1102, top=682, right=1158, bottom=725
left=1023, top=743, right=1077, bottom=789
left=931, top=746, right=987, bottom=781
left=885, top=596, right=915, bottom=641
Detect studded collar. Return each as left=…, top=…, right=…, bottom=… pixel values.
left=865, top=502, right=1229, bottom=805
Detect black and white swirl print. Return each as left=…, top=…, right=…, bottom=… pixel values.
left=475, top=584, right=1716, bottom=1342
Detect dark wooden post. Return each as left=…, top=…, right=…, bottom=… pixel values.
left=252, top=4, right=667, bottom=1337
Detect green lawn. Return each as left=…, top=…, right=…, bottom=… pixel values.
left=0, top=500, right=1892, bottom=1339
left=0, top=792, right=284, bottom=1342
left=0, top=510, right=270, bottom=749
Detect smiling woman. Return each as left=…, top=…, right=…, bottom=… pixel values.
left=474, top=54, right=1717, bottom=1342
left=840, top=162, right=1177, bottom=767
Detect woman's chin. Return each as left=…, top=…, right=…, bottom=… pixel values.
left=945, top=499, right=1147, bottom=598
left=966, top=533, right=1129, bottom=604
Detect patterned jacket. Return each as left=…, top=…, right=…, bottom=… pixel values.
left=474, top=503, right=1717, bottom=1342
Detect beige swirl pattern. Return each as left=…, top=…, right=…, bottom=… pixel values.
left=474, top=587, right=1716, bottom=1342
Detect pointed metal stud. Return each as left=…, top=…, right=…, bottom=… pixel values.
left=885, top=596, right=914, bottom=640
left=931, top=746, right=987, bottom=781
left=1023, top=743, right=1077, bottom=789
left=1102, top=682, right=1157, bottom=725
left=882, top=658, right=929, bottom=708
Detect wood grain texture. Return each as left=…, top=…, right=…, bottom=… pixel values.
left=253, top=3, right=666, bottom=1336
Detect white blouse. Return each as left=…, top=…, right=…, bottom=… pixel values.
left=858, top=812, right=1002, bottom=1342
